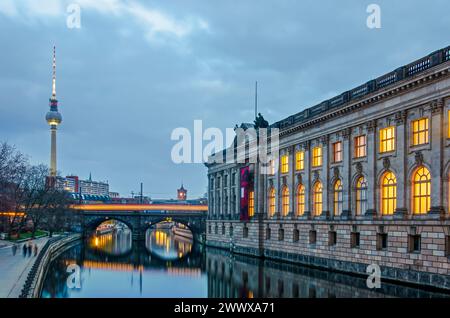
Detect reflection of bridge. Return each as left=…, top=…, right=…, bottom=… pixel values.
left=75, top=203, right=207, bottom=242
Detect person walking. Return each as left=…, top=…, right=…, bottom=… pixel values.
left=22, top=243, right=27, bottom=257
left=27, top=243, right=32, bottom=257
left=33, top=244, right=38, bottom=257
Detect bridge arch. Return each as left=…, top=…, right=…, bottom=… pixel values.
left=83, top=215, right=135, bottom=238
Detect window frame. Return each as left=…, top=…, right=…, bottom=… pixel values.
left=412, top=166, right=431, bottom=215
left=296, top=184, right=305, bottom=217
left=295, top=151, right=305, bottom=171
left=381, top=171, right=397, bottom=215
left=332, top=141, right=343, bottom=163
left=379, top=126, right=396, bottom=153
left=280, top=154, right=289, bottom=174
left=355, top=176, right=368, bottom=215
left=354, top=135, right=367, bottom=158
left=333, top=179, right=343, bottom=216
left=312, top=146, right=323, bottom=167
left=411, top=117, right=429, bottom=146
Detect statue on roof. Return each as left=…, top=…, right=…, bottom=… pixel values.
left=254, top=113, right=269, bottom=129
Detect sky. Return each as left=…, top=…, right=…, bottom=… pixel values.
left=0, top=0, right=448, bottom=199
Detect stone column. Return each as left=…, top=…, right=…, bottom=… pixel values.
left=430, top=99, right=445, bottom=216
left=394, top=110, right=408, bottom=219
left=342, top=128, right=351, bottom=219
left=365, top=120, right=377, bottom=218
left=303, top=141, right=311, bottom=218
left=235, top=167, right=241, bottom=220
left=227, top=169, right=232, bottom=218
left=288, top=146, right=295, bottom=217
left=321, top=135, right=330, bottom=218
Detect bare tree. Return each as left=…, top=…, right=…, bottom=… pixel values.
left=0, top=142, right=28, bottom=238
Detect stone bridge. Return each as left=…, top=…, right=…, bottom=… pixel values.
left=76, top=204, right=207, bottom=243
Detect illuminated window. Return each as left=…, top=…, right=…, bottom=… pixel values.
left=332, top=142, right=342, bottom=163
left=412, top=166, right=431, bottom=214
left=381, top=171, right=397, bottom=215
left=296, top=184, right=305, bottom=216
left=281, top=155, right=289, bottom=174
left=313, top=181, right=323, bottom=216
left=412, top=118, right=429, bottom=146
left=354, top=135, right=366, bottom=158
left=333, top=179, right=343, bottom=216
left=248, top=190, right=255, bottom=218
left=281, top=186, right=290, bottom=217
left=312, top=147, right=322, bottom=167
left=379, top=126, right=395, bottom=153
left=295, top=151, right=305, bottom=170
left=268, top=188, right=276, bottom=217
left=355, top=176, right=368, bottom=215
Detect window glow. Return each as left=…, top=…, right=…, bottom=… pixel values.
left=412, top=118, right=429, bottom=146
left=296, top=184, right=305, bottom=216
left=412, top=166, right=431, bottom=214
left=333, top=179, right=343, bottom=216
left=281, top=186, right=289, bottom=217
left=354, top=135, right=366, bottom=158
left=381, top=171, right=397, bottom=215
left=295, top=151, right=305, bottom=170
left=281, top=154, right=289, bottom=174
left=379, top=126, right=395, bottom=153
left=248, top=190, right=255, bottom=217
left=313, top=181, right=323, bottom=216
left=312, top=147, right=322, bottom=167
left=268, top=188, right=276, bottom=217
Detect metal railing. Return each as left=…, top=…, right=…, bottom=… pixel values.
left=273, top=45, right=450, bottom=130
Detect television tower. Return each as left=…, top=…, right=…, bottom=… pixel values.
left=45, top=46, right=62, bottom=176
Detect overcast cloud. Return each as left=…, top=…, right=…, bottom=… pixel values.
left=0, top=0, right=448, bottom=198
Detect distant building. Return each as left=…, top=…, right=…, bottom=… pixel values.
left=79, top=174, right=109, bottom=196
left=109, top=191, right=120, bottom=198
left=64, top=175, right=79, bottom=192
left=177, top=184, right=187, bottom=200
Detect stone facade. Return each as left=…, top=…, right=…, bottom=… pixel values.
left=206, top=46, right=450, bottom=290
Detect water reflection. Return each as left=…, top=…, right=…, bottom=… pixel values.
left=89, top=229, right=132, bottom=256
left=40, top=230, right=450, bottom=298
left=145, top=222, right=193, bottom=260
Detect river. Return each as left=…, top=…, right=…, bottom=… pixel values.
left=40, top=229, right=450, bottom=298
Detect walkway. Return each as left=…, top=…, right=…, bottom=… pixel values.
left=0, top=237, right=50, bottom=298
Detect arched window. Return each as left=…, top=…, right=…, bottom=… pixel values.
left=381, top=171, right=397, bottom=215
left=333, top=179, right=343, bottom=216
left=355, top=176, right=368, bottom=215
left=296, top=184, right=305, bottom=216
left=268, top=188, right=276, bottom=217
left=412, top=166, right=431, bottom=214
left=313, top=181, right=323, bottom=216
left=281, top=186, right=290, bottom=217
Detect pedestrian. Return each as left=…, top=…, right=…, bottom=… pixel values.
left=12, top=244, right=17, bottom=256
left=27, top=243, right=32, bottom=257
left=33, top=244, right=38, bottom=256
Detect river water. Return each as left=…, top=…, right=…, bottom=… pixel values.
left=40, top=229, right=450, bottom=298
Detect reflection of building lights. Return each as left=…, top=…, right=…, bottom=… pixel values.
left=94, top=237, right=99, bottom=247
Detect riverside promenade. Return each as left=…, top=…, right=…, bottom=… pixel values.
left=0, top=237, right=49, bottom=298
